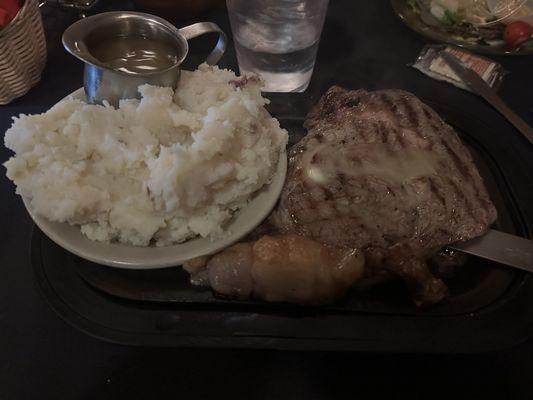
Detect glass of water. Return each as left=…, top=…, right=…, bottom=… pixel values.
left=226, top=0, right=329, bottom=92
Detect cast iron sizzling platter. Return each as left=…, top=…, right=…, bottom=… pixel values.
left=31, top=93, right=533, bottom=352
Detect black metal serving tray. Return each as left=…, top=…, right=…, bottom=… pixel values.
left=32, top=93, right=533, bottom=352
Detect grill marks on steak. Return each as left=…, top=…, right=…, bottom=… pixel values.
left=271, top=87, right=497, bottom=305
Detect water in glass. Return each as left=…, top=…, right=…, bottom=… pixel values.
left=227, top=0, right=329, bottom=92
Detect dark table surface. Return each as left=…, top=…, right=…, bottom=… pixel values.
left=2, top=1, right=533, bottom=399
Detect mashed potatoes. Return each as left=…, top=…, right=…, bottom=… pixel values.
left=4, top=64, right=288, bottom=246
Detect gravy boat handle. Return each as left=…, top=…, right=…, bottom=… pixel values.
left=179, top=22, right=227, bottom=65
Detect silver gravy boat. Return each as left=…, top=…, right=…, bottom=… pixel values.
left=62, top=11, right=227, bottom=106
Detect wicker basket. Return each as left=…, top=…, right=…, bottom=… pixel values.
left=0, top=0, right=46, bottom=105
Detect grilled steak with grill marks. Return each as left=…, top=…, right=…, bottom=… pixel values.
left=271, top=87, right=497, bottom=305
left=185, top=87, right=497, bottom=306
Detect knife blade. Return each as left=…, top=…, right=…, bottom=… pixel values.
left=440, top=51, right=533, bottom=146
left=450, top=229, right=533, bottom=273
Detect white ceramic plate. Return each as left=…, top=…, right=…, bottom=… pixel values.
left=22, top=89, right=287, bottom=269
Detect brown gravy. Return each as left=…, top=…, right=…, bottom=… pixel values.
left=91, top=36, right=179, bottom=74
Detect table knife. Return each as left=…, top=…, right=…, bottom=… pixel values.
left=451, top=229, right=533, bottom=273
left=440, top=51, right=533, bottom=146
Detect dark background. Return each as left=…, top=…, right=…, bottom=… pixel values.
left=2, top=1, right=533, bottom=399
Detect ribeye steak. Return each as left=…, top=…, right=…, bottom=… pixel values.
left=271, top=87, right=497, bottom=304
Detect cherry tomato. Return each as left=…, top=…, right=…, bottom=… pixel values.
left=0, top=9, right=8, bottom=29
left=504, top=21, right=533, bottom=49
left=0, top=0, right=19, bottom=29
